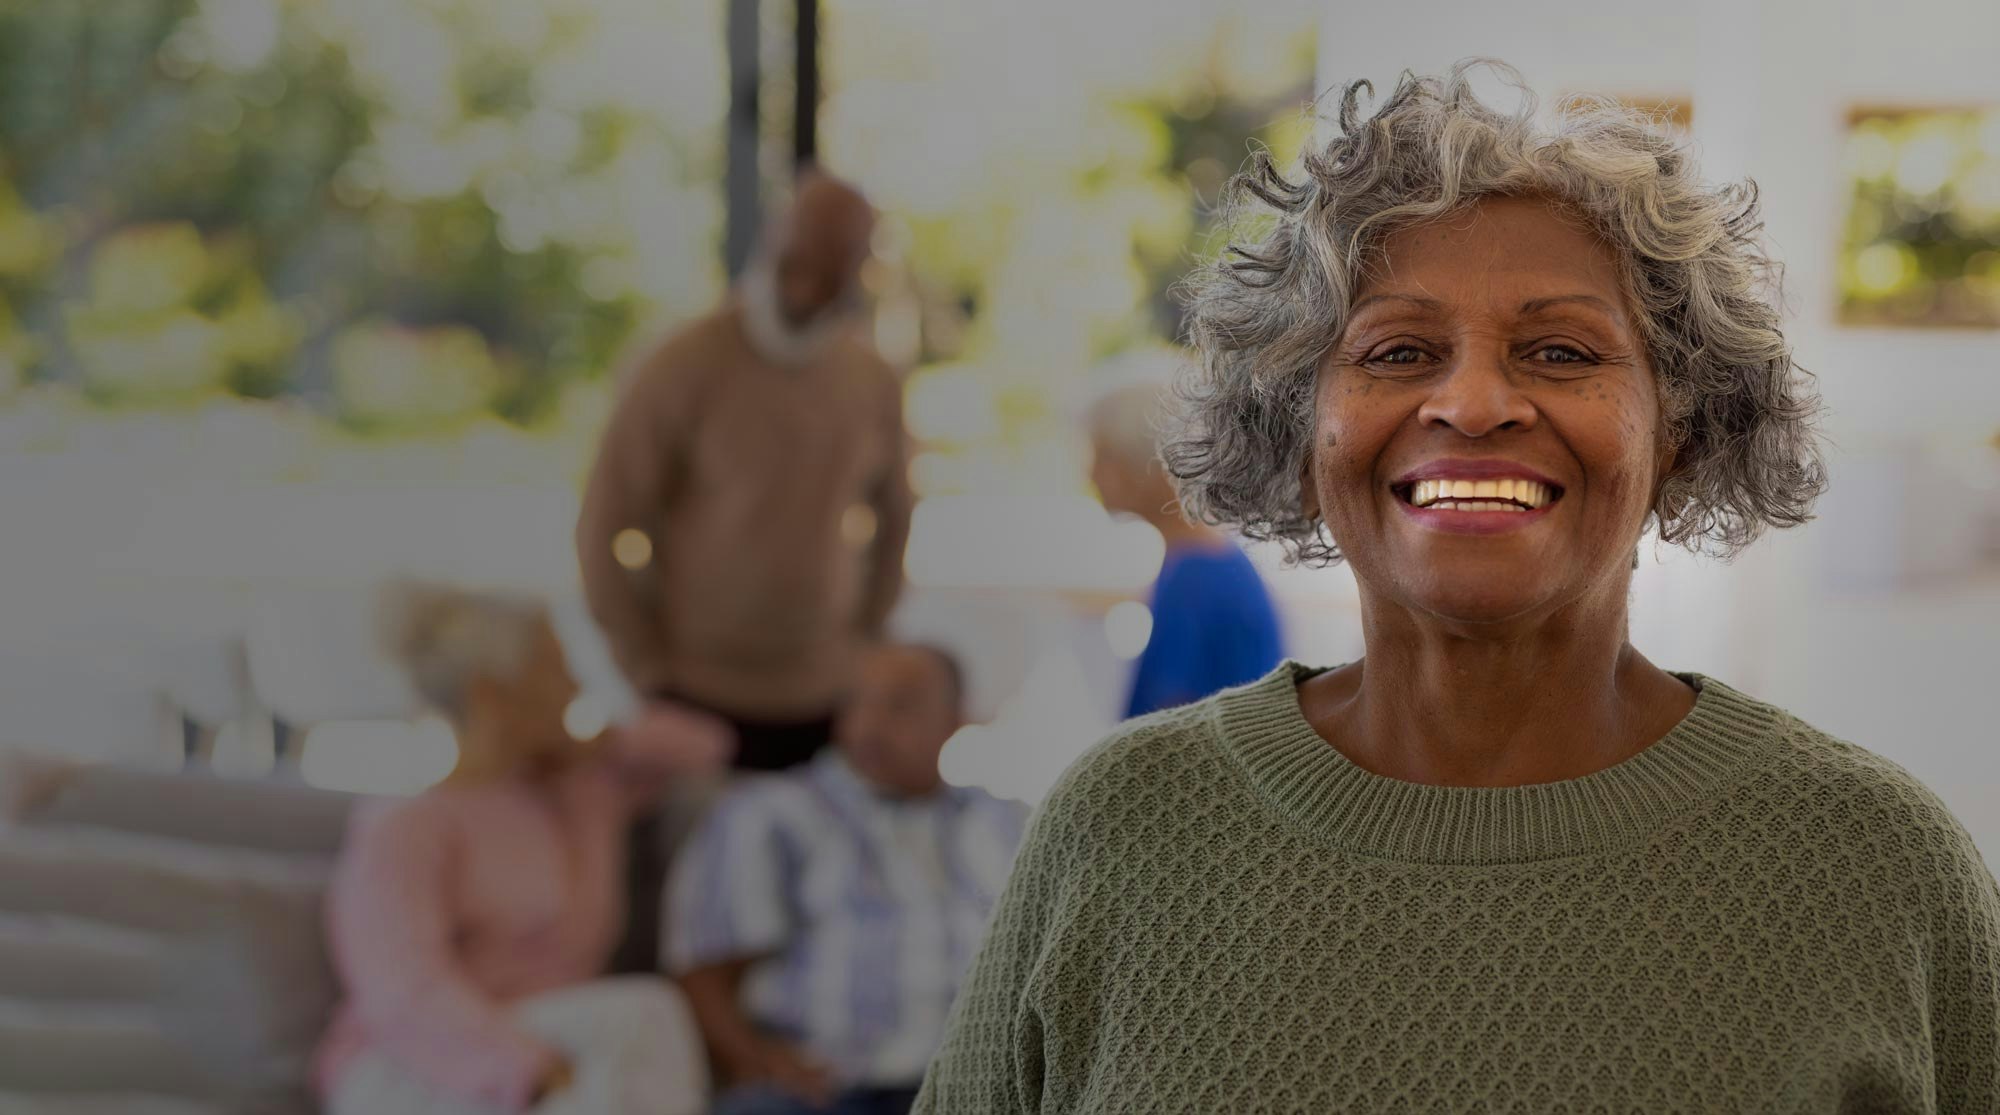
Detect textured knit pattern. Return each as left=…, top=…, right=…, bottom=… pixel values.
left=915, top=663, right=2000, bottom=1114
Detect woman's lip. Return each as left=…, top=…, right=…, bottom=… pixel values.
left=1395, top=498, right=1558, bottom=535
left=1392, top=458, right=1563, bottom=488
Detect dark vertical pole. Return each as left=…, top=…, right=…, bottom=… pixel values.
left=793, top=0, right=819, bottom=168
left=723, top=0, right=761, bottom=279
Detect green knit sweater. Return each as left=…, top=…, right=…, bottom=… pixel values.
left=915, top=663, right=2000, bottom=1113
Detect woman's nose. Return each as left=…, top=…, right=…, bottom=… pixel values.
left=1415, top=349, right=1537, bottom=437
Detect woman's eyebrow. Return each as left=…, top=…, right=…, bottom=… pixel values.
left=1349, top=293, right=1445, bottom=314
left=1519, top=294, right=1624, bottom=320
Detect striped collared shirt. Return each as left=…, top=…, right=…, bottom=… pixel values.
left=667, top=751, right=1028, bottom=1086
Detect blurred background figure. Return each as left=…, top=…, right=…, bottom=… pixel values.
left=1088, top=379, right=1283, bottom=716
left=669, top=643, right=1025, bottom=1115
left=576, top=171, right=913, bottom=970
left=578, top=171, right=909, bottom=770
left=319, top=582, right=729, bottom=1115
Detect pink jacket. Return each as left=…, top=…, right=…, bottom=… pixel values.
left=314, top=710, right=725, bottom=1110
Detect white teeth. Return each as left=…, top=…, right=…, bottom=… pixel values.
left=1427, top=500, right=1525, bottom=512
left=1406, top=477, right=1556, bottom=510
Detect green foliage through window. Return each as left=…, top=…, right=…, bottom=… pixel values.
left=0, top=0, right=725, bottom=429
left=1839, top=107, right=2000, bottom=328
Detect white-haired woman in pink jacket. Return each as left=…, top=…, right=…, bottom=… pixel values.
left=316, top=582, right=733, bottom=1114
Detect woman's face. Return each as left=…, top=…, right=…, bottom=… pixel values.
left=458, top=619, right=584, bottom=779
left=1309, top=195, right=1667, bottom=626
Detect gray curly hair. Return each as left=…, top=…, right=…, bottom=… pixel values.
left=1168, top=60, right=1826, bottom=565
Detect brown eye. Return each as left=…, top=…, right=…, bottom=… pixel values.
left=1533, top=345, right=1591, bottom=365
left=1374, top=346, right=1428, bottom=365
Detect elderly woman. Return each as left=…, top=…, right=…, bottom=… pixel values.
left=916, top=65, right=2000, bottom=1113
left=317, top=583, right=731, bottom=1115
left=1086, top=379, right=1285, bottom=716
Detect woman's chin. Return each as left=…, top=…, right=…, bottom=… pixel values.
left=1401, top=580, right=1557, bottom=627
left=1354, top=543, right=1559, bottom=625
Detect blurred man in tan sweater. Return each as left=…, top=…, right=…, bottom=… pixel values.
left=580, top=174, right=912, bottom=972
left=578, top=173, right=911, bottom=775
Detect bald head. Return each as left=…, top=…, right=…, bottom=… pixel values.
left=768, top=172, right=875, bottom=327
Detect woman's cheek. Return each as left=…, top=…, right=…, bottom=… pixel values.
left=1310, top=417, right=1362, bottom=499
left=1549, top=382, right=1657, bottom=479
left=1605, top=375, right=1662, bottom=446
left=1605, top=387, right=1666, bottom=508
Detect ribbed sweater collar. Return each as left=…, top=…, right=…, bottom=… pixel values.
left=1215, top=662, right=1783, bottom=865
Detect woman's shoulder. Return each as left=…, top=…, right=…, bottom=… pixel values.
left=1761, top=706, right=1951, bottom=814
left=1731, top=696, right=1993, bottom=884
left=346, top=781, right=525, bottom=844
left=1029, top=694, right=1244, bottom=840
left=342, top=791, right=454, bottom=854
left=1056, top=661, right=1310, bottom=794
left=332, top=792, right=481, bottom=891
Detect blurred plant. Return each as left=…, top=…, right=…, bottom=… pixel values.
left=0, top=298, right=31, bottom=398
left=1839, top=107, right=2000, bottom=328
left=0, top=178, right=53, bottom=279
left=61, top=222, right=298, bottom=405
left=0, top=0, right=724, bottom=429
left=0, top=0, right=1320, bottom=503
left=823, top=0, right=1318, bottom=496
left=331, top=318, right=497, bottom=432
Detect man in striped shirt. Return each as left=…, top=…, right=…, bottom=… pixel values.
left=669, top=644, right=1027, bottom=1115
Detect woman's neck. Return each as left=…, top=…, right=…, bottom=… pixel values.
left=441, top=723, right=562, bottom=788
left=1299, top=589, right=1695, bottom=788
left=1145, top=507, right=1224, bottom=548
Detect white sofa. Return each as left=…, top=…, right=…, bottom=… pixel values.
left=0, top=754, right=354, bottom=1114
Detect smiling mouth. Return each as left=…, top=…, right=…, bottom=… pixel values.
left=1393, top=478, right=1563, bottom=513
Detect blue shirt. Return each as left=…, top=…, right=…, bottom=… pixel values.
left=667, top=753, right=1028, bottom=1086
left=1125, top=541, right=1284, bottom=718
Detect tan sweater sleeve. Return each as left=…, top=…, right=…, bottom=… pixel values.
left=576, top=337, right=698, bottom=685
left=858, top=365, right=914, bottom=637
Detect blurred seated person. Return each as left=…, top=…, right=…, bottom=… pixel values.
left=669, top=644, right=1027, bottom=1115
left=1087, top=379, right=1284, bottom=717
left=316, top=582, right=734, bottom=1115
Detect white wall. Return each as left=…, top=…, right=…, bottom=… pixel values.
left=1316, top=1, right=1698, bottom=104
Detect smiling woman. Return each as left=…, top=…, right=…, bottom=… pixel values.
left=914, top=62, right=2000, bottom=1115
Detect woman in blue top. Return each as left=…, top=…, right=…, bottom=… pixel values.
left=1088, top=380, right=1284, bottom=717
